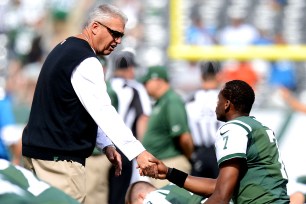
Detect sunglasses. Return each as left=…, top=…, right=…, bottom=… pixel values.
left=96, top=21, right=124, bottom=40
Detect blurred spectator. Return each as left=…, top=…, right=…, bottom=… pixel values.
left=253, top=28, right=274, bottom=46
left=267, top=33, right=297, bottom=91
left=170, top=61, right=202, bottom=98
left=268, top=59, right=297, bottom=90
left=0, top=123, right=9, bottom=161
left=272, top=0, right=288, bottom=9
left=108, top=50, right=152, bottom=204
left=22, top=35, right=44, bottom=66
left=251, top=28, right=274, bottom=89
left=16, top=34, right=44, bottom=118
left=185, top=61, right=223, bottom=179
left=0, top=118, right=10, bottom=160
left=114, top=0, right=144, bottom=49
left=5, top=59, right=41, bottom=126
left=218, top=10, right=259, bottom=46
left=141, top=66, right=194, bottom=188
left=186, top=16, right=214, bottom=46
left=219, top=60, right=259, bottom=89
left=279, top=87, right=306, bottom=114
left=0, top=90, right=22, bottom=165
left=44, top=0, right=95, bottom=51
left=2, top=0, right=27, bottom=58
left=3, top=0, right=47, bottom=61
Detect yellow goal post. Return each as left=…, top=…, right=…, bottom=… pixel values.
left=168, top=0, right=306, bottom=61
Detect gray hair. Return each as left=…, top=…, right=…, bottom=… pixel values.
left=84, top=4, right=128, bottom=28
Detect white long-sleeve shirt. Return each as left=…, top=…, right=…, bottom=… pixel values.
left=71, top=57, right=145, bottom=160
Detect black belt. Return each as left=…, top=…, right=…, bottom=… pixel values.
left=22, top=145, right=86, bottom=166
left=53, top=155, right=85, bottom=166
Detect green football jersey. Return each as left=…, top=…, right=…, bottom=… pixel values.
left=144, top=183, right=205, bottom=204
left=0, top=159, right=79, bottom=204
left=215, top=116, right=289, bottom=204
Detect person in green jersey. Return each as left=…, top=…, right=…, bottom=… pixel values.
left=0, top=158, right=79, bottom=203
left=125, top=181, right=204, bottom=204
left=140, top=66, right=194, bottom=188
left=144, top=80, right=290, bottom=203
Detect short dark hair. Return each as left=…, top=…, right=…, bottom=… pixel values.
left=200, top=61, right=221, bottom=80
left=221, top=80, right=255, bottom=113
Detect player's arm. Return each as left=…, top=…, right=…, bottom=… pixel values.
left=176, top=158, right=243, bottom=200
left=147, top=157, right=216, bottom=197
left=205, top=158, right=243, bottom=204
left=147, top=157, right=244, bottom=201
left=184, top=175, right=216, bottom=197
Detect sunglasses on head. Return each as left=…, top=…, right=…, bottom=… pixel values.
left=95, top=21, right=124, bottom=40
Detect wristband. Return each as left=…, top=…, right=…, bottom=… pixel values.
left=166, top=168, right=173, bottom=179
left=166, top=167, right=188, bottom=188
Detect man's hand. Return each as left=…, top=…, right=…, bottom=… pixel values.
left=104, top=146, right=122, bottom=176
left=136, top=150, right=158, bottom=178
left=148, top=157, right=168, bottom=179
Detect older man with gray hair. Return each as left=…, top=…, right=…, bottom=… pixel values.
left=22, top=4, right=157, bottom=203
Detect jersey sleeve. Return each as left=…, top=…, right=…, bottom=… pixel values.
left=215, top=123, right=249, bottom=165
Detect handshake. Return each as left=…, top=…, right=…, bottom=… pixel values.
left=136, top=151, right=189, bottom=188
left=136, top=151, right=168, bottom=179
left=105, top=147, right=188, bottom=188
left=105, top=147, right=168, bottom=178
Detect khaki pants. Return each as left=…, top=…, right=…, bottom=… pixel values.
left=23, top=156, right=86, bottom=203
left=149, top=155, right=191, bottom=188
left=85, top=154, right=111, bottom=204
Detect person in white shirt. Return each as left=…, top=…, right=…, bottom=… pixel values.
left=21, top=4, right=157, bottom=203
left=185, top=61, right=223, bottom=179
left=218, top=10, right=259, bottom=46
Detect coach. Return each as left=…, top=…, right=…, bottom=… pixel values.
left=21, top=4, right=157, bottom=203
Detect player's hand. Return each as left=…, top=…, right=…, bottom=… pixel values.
left=148, top=157, right=168, bottom=179
left=105, top=146, right=122, bottom=176
left=136, top=150, right=158, bottom=178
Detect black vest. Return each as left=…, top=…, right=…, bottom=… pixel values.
left=22, top=37, right=98, bottom=164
